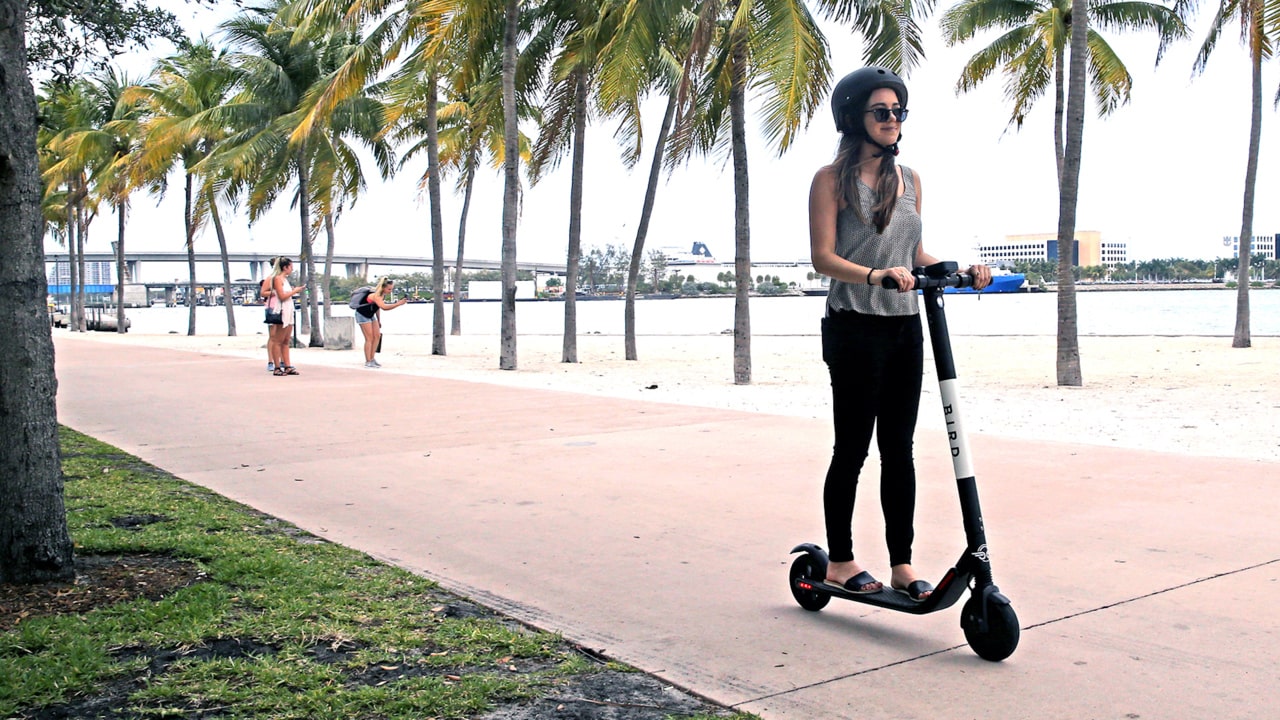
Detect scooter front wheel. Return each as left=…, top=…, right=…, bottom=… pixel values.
left=789, top=554, right=830, bottom=611
left=961, top=595, right=1019, bottom=661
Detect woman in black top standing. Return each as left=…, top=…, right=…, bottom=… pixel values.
left=356, top=277, right=408, bottom=368
left=808, top=67, right=991, bottom=602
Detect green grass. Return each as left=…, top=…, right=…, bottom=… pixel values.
left=1, top=427, right=757, bottom=720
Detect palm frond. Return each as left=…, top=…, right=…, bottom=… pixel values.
left=1084, top=29, right=1133, bottom=114
left=749, top=0, right=831, bottom=154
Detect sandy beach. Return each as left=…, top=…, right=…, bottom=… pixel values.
left=59, top=323, right=1280, bottom=464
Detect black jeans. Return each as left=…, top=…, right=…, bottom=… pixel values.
left=821, top=309, right=923, bottom=566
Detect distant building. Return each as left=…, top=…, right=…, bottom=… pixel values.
left=47, top=259, right=116, bottom=295
left=977, top=231, right=1127, bottom=268
left=1223, top=234, right=1278, bottom=260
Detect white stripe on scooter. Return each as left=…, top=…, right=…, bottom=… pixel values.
left=939, top=379, right=975, bottom=480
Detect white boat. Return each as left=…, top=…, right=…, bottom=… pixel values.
left=660, top=242, right=718, bottom=266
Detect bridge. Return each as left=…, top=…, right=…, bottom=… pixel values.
left=61, top=251, right=568, bottom=282
left=46, top=251, right=570, bottom=306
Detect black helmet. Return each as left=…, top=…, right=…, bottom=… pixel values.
left=831, top=66, right=908, bottom=134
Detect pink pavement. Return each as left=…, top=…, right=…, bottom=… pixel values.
left=54, top=335, right=1280, bottom=719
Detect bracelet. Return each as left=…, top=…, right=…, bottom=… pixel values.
left=866, top=267, right=876, bottom=286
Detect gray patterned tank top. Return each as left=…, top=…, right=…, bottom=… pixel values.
left=825, top=166, right=921, bottom=317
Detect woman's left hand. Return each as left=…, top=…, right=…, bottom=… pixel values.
left=968, top=264, right=992, bottom=290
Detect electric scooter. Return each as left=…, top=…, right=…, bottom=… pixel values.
left=788, top=261, right=1019, bottom=662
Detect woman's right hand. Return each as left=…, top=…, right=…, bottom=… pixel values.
left=882, top=266, right=915, bottom=292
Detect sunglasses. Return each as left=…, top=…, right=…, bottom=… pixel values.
left=865, top=107, right=908, bottom=123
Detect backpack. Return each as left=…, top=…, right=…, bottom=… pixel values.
left=348, top=286, right=373, bottom=309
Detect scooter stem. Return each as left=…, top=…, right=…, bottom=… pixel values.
left=920, top=281, right=994, bottom=588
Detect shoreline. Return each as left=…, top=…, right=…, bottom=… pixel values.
left=56, top=329, right=1280, bottom=464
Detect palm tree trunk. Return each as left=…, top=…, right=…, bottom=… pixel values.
left=0, top=25, right=74, bottom=581
left=499, top=0, right=520, bottom=371
left=624, top=91, right=678, bottom=362
left=426, top=70, right=447, bottom=356
left=75, top=201, right=87, bottom=332
left=563, top=67, right=588, bottom=364
left=1055, top=0, right=1087, bottom=387
left=209, top=187, right=235, bottom=336
left=115, top=201, right=127, bottom=333
left=1232, top=12, right=1262, bottom=349
left=297, top=159, right=322, bottom=347
left=184, top=172, right=197, bottom=336
left=452, top=151, right=477, bottom=336
left=729, top=18, right=751, bottom=386
left=66, top=201, right=80, bottom=332
left=1053, top=49, right=1065, bottom=189
left=323, top=212, right=336, bottom=321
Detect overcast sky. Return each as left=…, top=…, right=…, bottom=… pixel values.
left=67, top=3, right=1279, bottom=269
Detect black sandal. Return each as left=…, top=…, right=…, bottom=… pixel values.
left=283, top=366, right=299, bottom=375
left=823, top=571, right=882, bottom=595
left=272, top=368, right=286, bottom=376
left=892, top=580, right=934, bottom=603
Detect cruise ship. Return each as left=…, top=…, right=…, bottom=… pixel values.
left=660, top=242, right=718, bottom=265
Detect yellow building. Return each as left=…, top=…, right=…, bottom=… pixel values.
left=978, top=231, right=1127, bottom=267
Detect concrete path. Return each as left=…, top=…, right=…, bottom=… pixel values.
left=54, top=336, right=1279, bottom=719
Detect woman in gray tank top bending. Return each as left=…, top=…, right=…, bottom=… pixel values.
left=808, top=67, right=991, bottom=602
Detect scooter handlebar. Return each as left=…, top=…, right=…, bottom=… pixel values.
left=880, top=262, right=975, bottom=291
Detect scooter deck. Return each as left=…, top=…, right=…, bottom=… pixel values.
left=790, top=543, right=973, bottom=615
left=795, top=568, right=968, bottom=614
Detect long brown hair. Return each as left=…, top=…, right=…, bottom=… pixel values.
left=832, top=116, right=900, bottom=234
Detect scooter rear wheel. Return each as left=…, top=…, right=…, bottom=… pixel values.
left=789, top=554, right=830, bottom=611
left=961, top=595, right=1019, bottom=661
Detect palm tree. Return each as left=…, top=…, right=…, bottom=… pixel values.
left=1185, top=0, right=1274, bottom=347
left=594, top=0, right=692, bottom=361
left=125, top=40, right=240, bottom=336
left=393, top=52, right=529, bottom=336
left=941, top=0, right=1187, bottom=384
left=38, top=79, right=101, bottom=333
left=670, top=0, right=906, bottom=384
left=54, top=69, right=150, bottom=333
left=213, top=4, right=393, bottom=346
left=525, top=0, right=600, bottom=364
left=941, top=0, right=1188, bottom=184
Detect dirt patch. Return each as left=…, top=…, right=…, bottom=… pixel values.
left=0, top=553, right=206, bottom=632
left=112, top=637, right=279, bottom=675
left=107, top=514, right=172, bottom=530
left=480, top=671, right=717, bottom=719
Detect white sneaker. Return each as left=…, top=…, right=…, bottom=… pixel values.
left=364, top=360, right=379, bottom=369
left=371, top=359, right=382, bottom=368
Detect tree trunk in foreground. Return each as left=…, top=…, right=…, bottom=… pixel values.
left=1055, top=0, right=1086, bottom=386
left=562, top=68, right=587, bottom=364
left=499, top=0, right=519, bottom=371
left=451, top=153, right=477, bottom=336
left=0, top=0, right=75, bottom=583
left=184, top=172, right=197, bottom=335
left=426, top=70, right=446, bottom=356
left=323, top=212, right=335, bottom=320
left=210, top=189, right=236, bottom=336
left=729, top=18, right=751, bottom=386
left=116, top=202, right=127, bottom=332
left=625, top=91, right=678, bottom=362
left=1232, top=12, right=1262, bottom=349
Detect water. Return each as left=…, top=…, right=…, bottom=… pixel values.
left=121, top=289, right=1279, bottom=338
